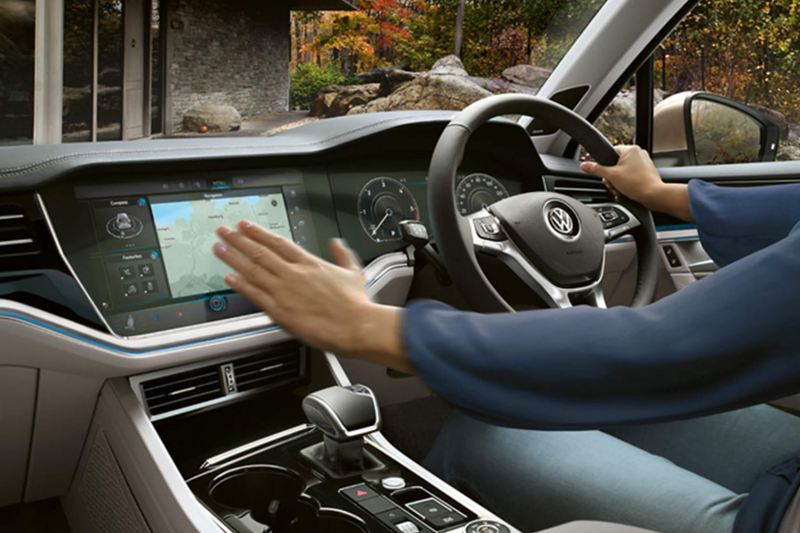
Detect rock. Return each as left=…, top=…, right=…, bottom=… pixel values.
left=778, top=143, right=800, bottom=161
left=751, top=104, right=789, bottom=131
left=430, top=55, right=470, bottom=77
left=468, top=76, right=537, bottom=95
left=310, top=83, right=381, bottom=118
left=182, top=104, right=241, bottom=132
left=501, top=64, right=552, bottom=90
left=355, top=68, right=419, bottom=97
left=348, top=74, right=492, bottom=115
left=778, top=126, right=800, bottom=161
left=594, top=88, right=636, bottom=145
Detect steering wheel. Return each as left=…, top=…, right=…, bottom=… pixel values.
left=428, top=94, right=660, bottom=311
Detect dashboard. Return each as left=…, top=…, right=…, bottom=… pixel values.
left=42, top=166, right=521, bottom=337
left=2, top=112, right=548, bottom=340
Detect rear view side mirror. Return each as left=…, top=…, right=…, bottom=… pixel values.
left=652, top=92, right=781, bottom=166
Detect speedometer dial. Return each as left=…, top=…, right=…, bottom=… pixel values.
left=358, top=177, right=420, bottom=243
left=456, top=173, right=510, bottom=215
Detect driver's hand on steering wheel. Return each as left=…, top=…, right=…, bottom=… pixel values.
left=212, top=221, right=410, bottom=372
left=581, top=145, right=694, bottom=222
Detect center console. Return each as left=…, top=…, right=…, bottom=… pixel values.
left=186, top=385, right=510, bottom=533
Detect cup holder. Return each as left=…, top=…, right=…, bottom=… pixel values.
left=209, top=465, right=367, bottom=533
left=289, top=496, right=368, bottom=533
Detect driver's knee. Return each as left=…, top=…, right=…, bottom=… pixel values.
left=423, top=410, right=743, bottom=533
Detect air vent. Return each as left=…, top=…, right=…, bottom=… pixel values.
left=232, top=345, right=304, bottom=393
left=141, top=365, right=225, bottom=417
left=544, top=176, right=613, bottom=204
left=134, top=342, right=308, bottom=420
left=0, top=203, right=38, bottom=256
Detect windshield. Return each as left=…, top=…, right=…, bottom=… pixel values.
left=284, top=0, right=606, bottom=132
left=1, top=0, right=606, bottom=143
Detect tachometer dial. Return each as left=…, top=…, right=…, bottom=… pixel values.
left=456, top=173, right=510, bottom=215
left=358, top=177, right=420, bottom=243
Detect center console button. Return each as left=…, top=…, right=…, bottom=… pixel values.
left=381, top=476, right=407, bottom=491
left=466, top=520, right=510, bottom=533
left=376, top=509, right=426, bottom=533
left=396, top=522, right=421, bottom=533
left=358, top=495, right=397, bottom=515
left=341, top=483, right=379, bottom=503
left=408, top=498, right=449, bottom=518
left=208, top=295, right=227, bottom=313
left=429, top=511, right=466, bottom=528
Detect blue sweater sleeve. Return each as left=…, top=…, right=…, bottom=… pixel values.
left=404, top=184, right=800, bottom=430
left=689, top=179, right=800, bottom=266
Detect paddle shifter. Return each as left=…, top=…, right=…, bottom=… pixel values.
left=301, top=385, right=383, bottom=478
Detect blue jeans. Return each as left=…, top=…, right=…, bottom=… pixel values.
left=424, top=405, right=800, bottom=533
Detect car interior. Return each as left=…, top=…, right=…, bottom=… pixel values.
left=1, top=1, right=800, bottom=533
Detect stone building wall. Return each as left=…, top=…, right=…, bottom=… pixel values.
left=166, top=0, right=290, bottom=133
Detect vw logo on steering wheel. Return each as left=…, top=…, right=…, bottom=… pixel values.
left=545, top=202, right=580, bottom=240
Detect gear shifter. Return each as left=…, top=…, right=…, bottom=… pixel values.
left=300, top=385, right=383, bottom=478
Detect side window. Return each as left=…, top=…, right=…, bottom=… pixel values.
left=651, top=1, right=800, bottom=165
left=594, top=2, right=800, bottom=166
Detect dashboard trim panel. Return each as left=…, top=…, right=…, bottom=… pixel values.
left=0, top=253, right=409, bottom=362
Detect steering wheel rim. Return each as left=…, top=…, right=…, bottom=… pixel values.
left=428, top=94, right=659, bottom=312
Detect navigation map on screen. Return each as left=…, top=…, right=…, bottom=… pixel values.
left=150, top=188, right=293, bottom=299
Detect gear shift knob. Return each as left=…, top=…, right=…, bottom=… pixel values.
left=302, top=384, right=380, bottom=440
left=301, top=385, right=382, bottom=478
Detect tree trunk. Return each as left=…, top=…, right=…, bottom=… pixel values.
left=454, top=0, right=466, bottom=57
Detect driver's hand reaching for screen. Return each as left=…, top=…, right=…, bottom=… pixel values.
left=212, top=144, right=689, bottom=373
left=212, top=221, right=409, bottom=371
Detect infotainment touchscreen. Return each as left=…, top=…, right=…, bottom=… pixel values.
left=150, top=189, right=293, bottom=299
left=57, top=171, right=320, bottom=337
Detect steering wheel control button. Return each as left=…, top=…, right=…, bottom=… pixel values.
left=381, top=476, right=407, bottom=491
left=208, top=295, right=227, bottom=313
left=474, top=216, right=506, bottom=241
left=466, top=520, right=510, bottom=533
left=594, top=205, right=630, bottom=229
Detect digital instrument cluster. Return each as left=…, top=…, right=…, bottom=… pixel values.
left=355, top=173, right=509, bottom=243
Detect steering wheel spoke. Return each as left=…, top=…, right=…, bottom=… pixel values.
left=468, top=211, right=607, bottom=309
left=592, top=203, right=642, bottom=242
